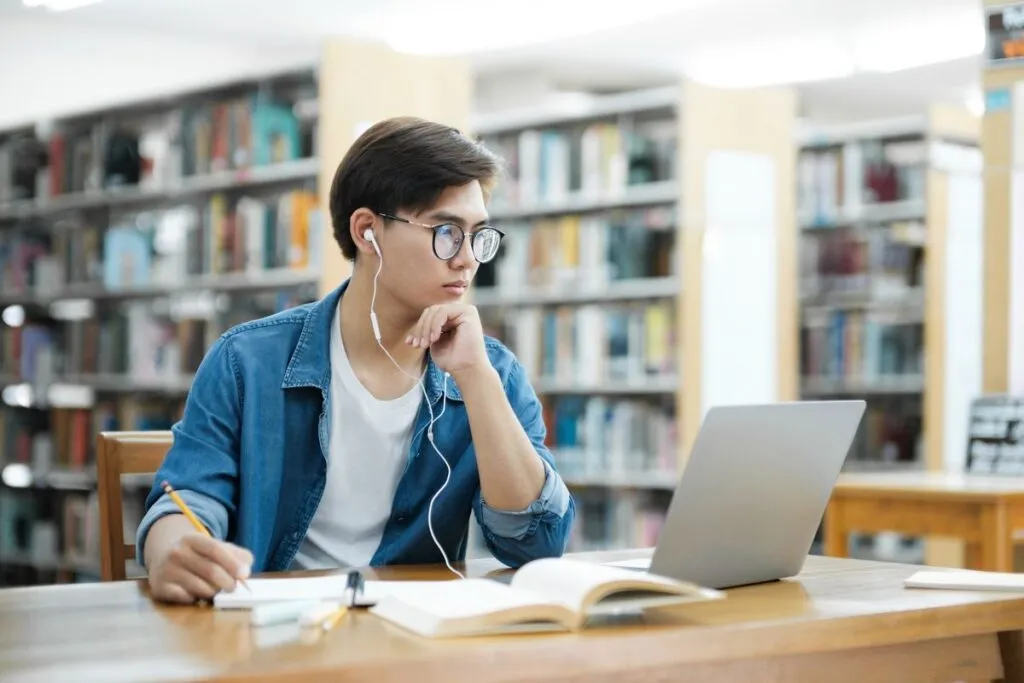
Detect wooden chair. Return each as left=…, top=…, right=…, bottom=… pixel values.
left=96, top=431, right=173, bottom=581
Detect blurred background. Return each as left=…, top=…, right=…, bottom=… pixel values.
left=0, top=0, right=1020, bottom=586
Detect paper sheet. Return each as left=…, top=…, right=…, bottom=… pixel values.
left=213, top=575, right=450, bottom=609
left=905, top=569, right=1024, bottom=592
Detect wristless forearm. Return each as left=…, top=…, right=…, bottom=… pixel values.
left=455, top=364, right=546, bottom=510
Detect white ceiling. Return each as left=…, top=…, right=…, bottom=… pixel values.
left=1, top=0, right=989, bottom=121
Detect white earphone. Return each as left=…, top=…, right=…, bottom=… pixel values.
left=363, top=224, right=462, bottom=579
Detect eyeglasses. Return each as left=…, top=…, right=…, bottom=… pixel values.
left=377, top=212, right=505, bottom=263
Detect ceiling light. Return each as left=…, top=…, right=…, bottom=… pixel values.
left=854, top=13, right=984, bottom=73
left=382, top=0, right=710, bottom=55
left=22, top=0, right=104, bottom=11
left=684, top=39, right=855, bottom=89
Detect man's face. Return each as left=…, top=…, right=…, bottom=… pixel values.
left=378, top=180, right=490, bottom=315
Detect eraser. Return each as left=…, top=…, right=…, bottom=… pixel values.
left=250, top=600, right=320, bottom=627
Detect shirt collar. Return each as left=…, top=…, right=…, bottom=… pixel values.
left=281, top=278, right=463, bottom=403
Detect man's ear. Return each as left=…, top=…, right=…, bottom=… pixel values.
left=349, top=208, right=377, bottom=256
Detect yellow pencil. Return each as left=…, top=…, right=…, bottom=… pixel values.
left=161, top=480, right=251, bottom=592
left=320, top=605, right=350, bottom=631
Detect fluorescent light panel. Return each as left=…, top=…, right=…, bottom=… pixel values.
left=384, top=0, right=713, bottom=55
left=22, top=0, right=104, bottom=11
left=685, top=10, right=985, bottom=89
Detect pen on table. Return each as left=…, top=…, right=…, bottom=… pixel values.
left=344, top=569, right=365, bottom=608
left=161, top=480, right=251, bottom=593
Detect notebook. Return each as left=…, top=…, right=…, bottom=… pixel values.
left=904, top=569, right=1024, bottom=592
left=368, top=557, right=724, bottom=638
left=212, top=574, right=447, bottom=609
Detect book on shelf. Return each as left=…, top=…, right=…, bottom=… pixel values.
left=0, top=188, right=322, bottom=300
left=481, top=117, right=676, bottom=210
left=1, top=74, right=316, bottom=206
left=798, top=135, right=927, bottom=227
left=496, top=301, right=676, bottom=389
left=801, top=309, right=923, bottom=383
left=488, top=206, right=677, bottom=296
left=369, top=557, right=722, bottom=638
left=545, top=396, right=676, bottom=479
left=568, top=489, right=669, bottom=553
left=801, top=228, right=923, bottom=303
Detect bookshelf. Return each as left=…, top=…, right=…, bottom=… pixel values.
left=0, top=37, right=474, bottom=586
left=796, top=107, right=982, bottom=564
left=0, top=65, right=322, bottom=587
left=467, top=81, right=797, bottom=554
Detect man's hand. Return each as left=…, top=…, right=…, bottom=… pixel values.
left=406, top=303, right=488, bottom=378
left=146, top=515, right=252, bottom=604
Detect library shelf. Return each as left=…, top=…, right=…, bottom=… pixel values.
left=0, top=267, right=320, bottom=308
left=0, top=66, right=323, bottom=588
left=472, top=276, right=678, bottom=308
left=796, top=106, right=982, bottom=567
left=0, top=157, right=319, bottom=221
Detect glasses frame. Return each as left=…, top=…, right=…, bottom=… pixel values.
left=376, top=212, right=505, bottom=263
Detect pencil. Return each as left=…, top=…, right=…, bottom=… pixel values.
left=161, top=480, right=251, bottom=592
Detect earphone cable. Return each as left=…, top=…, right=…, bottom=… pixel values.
left=368, top=230, right=464, bottom=579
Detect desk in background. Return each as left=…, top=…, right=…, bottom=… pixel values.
left=3, top=548, right=1024, bottom=682
left=826, top=471, right=1024, bottom=572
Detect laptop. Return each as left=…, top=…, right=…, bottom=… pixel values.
left=610, top=400, right=865, bottom=589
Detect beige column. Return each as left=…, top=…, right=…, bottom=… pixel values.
left=679, top=81, right=798, bottom=465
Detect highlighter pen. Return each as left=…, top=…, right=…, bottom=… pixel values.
left=250, top=600, right=320, bottom=627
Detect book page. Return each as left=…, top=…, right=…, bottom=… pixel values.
left=371, top=579, right=558, bottom=621
left=509, top=558, right=686, bottom=613
left=213, top=575, right=448, bottom=608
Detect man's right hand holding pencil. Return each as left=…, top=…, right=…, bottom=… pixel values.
left=144, top=481, right=253, bottom=604
left=144, top=514, right=254, bottom=604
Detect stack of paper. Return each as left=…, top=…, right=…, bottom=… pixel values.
left=904, top=570, right=1024, bottom=592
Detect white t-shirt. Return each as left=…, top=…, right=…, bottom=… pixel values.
left=291, top=308, right=422, bottom=569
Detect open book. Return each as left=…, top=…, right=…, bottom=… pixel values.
left=369, top=557, right=724, bottom=638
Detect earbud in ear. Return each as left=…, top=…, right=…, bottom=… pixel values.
left=363, top=229, right=374, bottom=242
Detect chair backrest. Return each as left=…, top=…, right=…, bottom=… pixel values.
left=96, top=431, right=173, bottom=581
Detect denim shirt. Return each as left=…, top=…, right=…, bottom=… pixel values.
left=136, top=280, right=575, bottom=572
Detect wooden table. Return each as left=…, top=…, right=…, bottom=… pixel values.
left=4, top=548, right=1024, bottom=683
left=826, top=471, right=1024, bottom=572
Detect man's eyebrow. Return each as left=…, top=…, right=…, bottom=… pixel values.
left=428, top=210, right=489, bottom=228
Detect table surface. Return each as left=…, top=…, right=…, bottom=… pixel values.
left=4, top=548, right=1024, bottom=683
left=835, top=471, right=1024, bottom=499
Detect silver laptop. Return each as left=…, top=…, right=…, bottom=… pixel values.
left=614, top=400, right=865, bottom=589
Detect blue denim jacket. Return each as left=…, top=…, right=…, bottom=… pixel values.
left=136, top=280, right=574, bottom=572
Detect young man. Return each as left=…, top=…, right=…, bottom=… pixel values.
left=138, top=117, right=575, bottom=604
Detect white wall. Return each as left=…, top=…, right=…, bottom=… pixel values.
left=0, top=17, right=318, bottom=129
